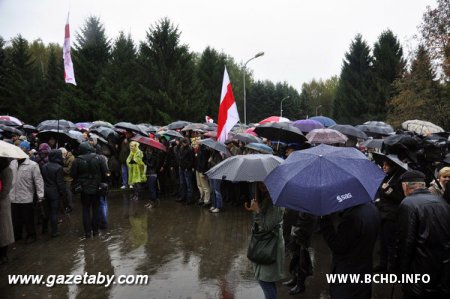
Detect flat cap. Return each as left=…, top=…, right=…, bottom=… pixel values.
left=399, top=170, right=426, bottom=182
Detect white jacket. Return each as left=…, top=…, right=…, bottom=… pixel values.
left=10, top=158, right=44, bottom=204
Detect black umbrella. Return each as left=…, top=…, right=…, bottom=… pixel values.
left=37, top=119, right=76, bottom=131
left=231, top=132, right=263, bottom=144
left=0, top=120, right=20, bottom=127
left=21, top=124, right=38, bottom=134
left=360, top=138, right=384, bottom=149
left=167, top=120, right=191, bottom=130
left=90, top=127, right=120, bottom=143
left=199, top=138, right=231, bottom=156
left=329, top=124, right=368, bottom=140
left=356, top=124, right=394, bottom=137
left=160, top=130, right=183, bottom=139
left=0, top=124, right=24, bottom=136
left=90, top=121, right=114, bottom=130
left=37, top=130, right=82, bottom=147
left=181, top=123, right=209, bottom=132
left=254, top=122, right=307, bottom=144
left=372, top=152, right=409, bottom=171
left=114, top=122, right=147, bottom=136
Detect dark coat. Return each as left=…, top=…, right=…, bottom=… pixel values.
left=395, top=189, right=450, bottom=297
left=41, top=150, right=67, bottom=203
left=195, top=145, right=211, bottom=173
left=320, top=202, right=380, bottom=299
left=178, top=145, right=194, bottom=170
left=375, top=170, right=404, bottom=221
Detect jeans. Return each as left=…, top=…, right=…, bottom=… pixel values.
left=42, top=199, right=59, bottom=234
left=147, top=174, right=158, bottom=201
left=98, top=196, right=108, bottom=229
left=121, top=164, right=128, bottom=187
left=210, top=179, right=223, bottom=209
left=258, top=280, right=277, bottom=299
left=179, top=168, right=193, bottom=202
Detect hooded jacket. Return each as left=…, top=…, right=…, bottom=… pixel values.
left=41, top=150, right=67, bottom=202
left=71, top=142, right=108, bottom=195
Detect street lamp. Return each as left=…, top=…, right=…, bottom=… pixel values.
left=315, top=105, right=322, bottom=116
left=279, top=96, right=290, bottom=118
left=243, top=51, right=264, bottom=125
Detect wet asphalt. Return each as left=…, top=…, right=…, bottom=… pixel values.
left=0, top=189, right=402, bottom=299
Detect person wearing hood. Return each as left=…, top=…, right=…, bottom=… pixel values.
left=71, top=142, right=108, bottom=238
left=41, top=150, right=67, bottom=237
left=35, top=143, right=51, bottom=169
left=127, top=141, right=146, bottom=200
left=59, top=147, right=75, bottom=209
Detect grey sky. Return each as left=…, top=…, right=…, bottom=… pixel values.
left=0, top=0, right=435, bottom=89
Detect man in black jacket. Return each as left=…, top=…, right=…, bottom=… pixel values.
left=71, top=142, right=108, bottom=238
left=320, top=202, right=380, bottom=299
left=395, top=170, right=450, bottom=298
left=41, top=149, right=67, bottom=237
left=176, top=138, right=194, bottom=204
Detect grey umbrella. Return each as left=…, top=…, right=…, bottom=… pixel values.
left=230, top=133, right=262, bottom=144
left=206, top=154, right=284, bottom=182
left=160, top=130, right=183, bottom=139
left=167, top=120, right=191, bottom=130
left=356, top=125, right=394, bottom=137
left=114, top=122, right=147, bottom=136
left=199, top=138, right=230, bottom=156
left=329, top=124, right=368, bottom=140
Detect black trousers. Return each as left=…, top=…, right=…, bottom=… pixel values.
left=11, top=203, right=36, bottom=240
left=81, top=193, right=100, bottom=236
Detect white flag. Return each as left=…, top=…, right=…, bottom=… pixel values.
left=63, top=12, right=76, bottom=85
left=217, top=67, right=239, bottom=143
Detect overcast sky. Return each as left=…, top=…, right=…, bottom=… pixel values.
left=0, top=0, right=436, bottom=89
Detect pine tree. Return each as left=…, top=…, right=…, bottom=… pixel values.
left=333, top=34, right=375, bottom=124
left=372, top=30, right=405, bottom=120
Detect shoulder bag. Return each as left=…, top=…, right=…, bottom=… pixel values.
left=247, top=223, right=280, bottom=265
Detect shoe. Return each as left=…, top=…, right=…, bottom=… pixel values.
left=373, top=264, right=387, bottom=272
left=289, top=285, right=305, bottom=295
left=129, top=185, right=134, bottom=189
left=209, top=206, right=215, bottom=211
left=146, top=203, right=154, bottom=209
left=282, top=278, right=297, bottom=287
left=120, top=185, right=127, bottom=190
left=211, top=208, right=220, bottom=213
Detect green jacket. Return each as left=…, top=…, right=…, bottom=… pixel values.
left=252, top=197, right=286, bottom=282
left=126, top=149, right=146, bottom=184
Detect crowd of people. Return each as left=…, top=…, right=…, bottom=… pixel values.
left=1, top=120, right=450, bottom=299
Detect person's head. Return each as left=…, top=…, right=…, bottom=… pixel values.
left=129, top=141, right=139, bottom=153
left=19, top=140, right=30, bottom=153
left=82, top=131, right=89, bottom=140
left=79, top=142, right=94, bottom=155
left=48, top=136, right=56, bottom=147
left=382, top=160, right=394, bottom=174
left=400, top=170, right=427, bottom=197
left=38, top=143, right=51, bottom=157
left=437, top=167, right=450, bottom=189
left=88, top=135, right=97, bottom=147
left=180, top=138, right=189, bottom=148
left=59, top=147, right=68, bottom=158
left=285, top=143, right=301, bottom=157
left=11, top=134, right=19, bottom=142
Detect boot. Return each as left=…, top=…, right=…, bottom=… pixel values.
left=282, top=278, right=296, bottom=287
left=289, top=284, right=305, bottom=295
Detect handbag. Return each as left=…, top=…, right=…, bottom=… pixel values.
left=247, top=224, right=280, bottom=265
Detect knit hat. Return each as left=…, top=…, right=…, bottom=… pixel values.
left=19, top=140, right=30, bottom=151
left=399, top=170, right=426, bottom=183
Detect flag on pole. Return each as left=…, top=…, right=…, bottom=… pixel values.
left=63, top=12, right=76, bottom=85
left=205, top=116, right=214, bottom=123
left=217, top=67, right=239, bottom=143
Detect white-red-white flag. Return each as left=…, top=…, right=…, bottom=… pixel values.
left=205, top=116, right=214, bottom=123
left=217, top=67, right=239, bottom=143
left=63, top=12, right=76, bottom=85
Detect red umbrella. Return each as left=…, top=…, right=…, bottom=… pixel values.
left=245, top=127, right=257, bottom=136
left=131, top=136, right=167, bottom=152
left=258, top=116, right=290, bottom=125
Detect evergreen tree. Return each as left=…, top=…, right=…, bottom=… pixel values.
left=139, top=18, right=201, bottom=124
left=42, top=44, right=64, bottom=119
left=372, top=30, right=405, bottom=120
left=388, top=45, right=443, bottom=128
left=333, top=34, right=375, bottom=124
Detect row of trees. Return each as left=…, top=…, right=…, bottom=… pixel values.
left=0, top=0, right=448, bottom=129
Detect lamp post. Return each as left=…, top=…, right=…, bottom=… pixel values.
left=315, top=105, right=322, bottom=116
left=279, top=96, right=290, bottom=118
left=243, top=51, right=264, bottom=125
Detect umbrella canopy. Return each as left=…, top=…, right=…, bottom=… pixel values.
left=181, top=123, right=209, bottom=132
left=360, top=138, right=384, bottom=149
left=90, top=127, right=120, bottom=143
left=309, top=116, right=336, bottom=127
left=292, top=119, right=324, bottom=133
left=0, top=124, right=24, bottom=136
left=160, top=130, right=183, bottom=139
left=372, top=152, right=408, bottom=171
left=37, top=119, right=76, bottom=131
left=245, top=142, right=274, bottom=154
left=114, top=122, right=147, bottom=136
left=206, top=154, right=283, bottom=182
left=75, top=122, right=92, bottom=131
left=131, top=136, right=167, bottom=152
left=254, top=122, right=307, bottom=144
left=0, top=140, right=28, bottom=159
left=231, top=133, right=262, bottom=144
left=356, top=124, right=394, bottom=137
left=0, top=115, right=23, bottom=126
left=306, top=128, right=348, bottom=145
left=199, top=138, right=230, bottom=156
left=402, top=119, right=444, bottom=135
left=329, top=124, right=368, bottom=140
left=203, top=131, right=217, bottom=138
left=245, top=127, right=257, bottom=136
left=167, top=120, right=191, bottom=130
left=36, top=130, right=83, bottom=147
left=90, top=121, right=114, bottom=129
left=0, top=120, right=21, bottom=127
left=264, top=144, right=385, bottom=216
left=21, top=124, right=38, bottom=134
left=364, top=121, right=393, bottom=129
left=258, top=116, right=290, bottom=125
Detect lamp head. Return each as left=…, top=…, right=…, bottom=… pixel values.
left=254, top=52, right=264, bottom=58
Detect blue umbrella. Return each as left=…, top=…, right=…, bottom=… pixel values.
left=264, top=144, right=385, bottom=216
left=245, top=142, right=273, bottom=154
left=309, top=116, right=336, bottom=127
left=292, top=119, right=324, bottom=133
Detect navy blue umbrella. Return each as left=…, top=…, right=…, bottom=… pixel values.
left=309, top=116, right=336, bottom=127
left=264, top=144, right=385, bottom=216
